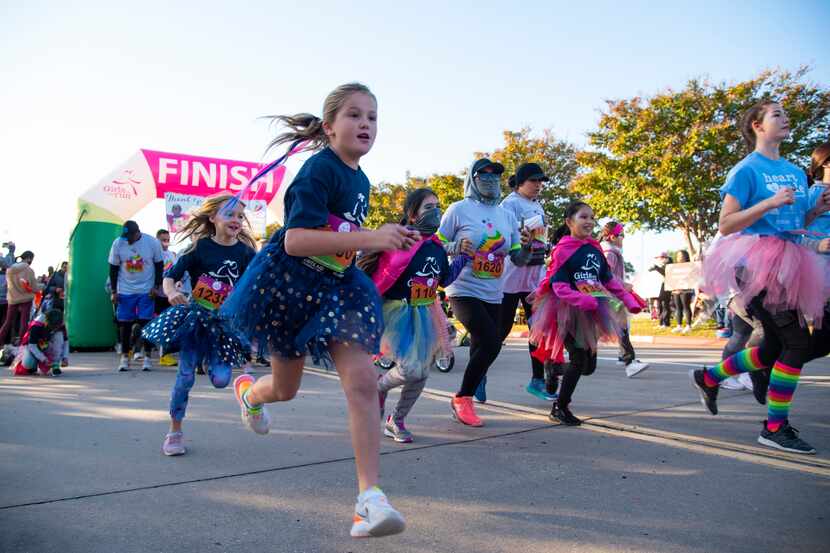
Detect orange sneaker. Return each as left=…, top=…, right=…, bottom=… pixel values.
left=451, top=396, right=483, bottom=427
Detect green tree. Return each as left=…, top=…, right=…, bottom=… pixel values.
left=478, top=128, right=580, bottom=235
left=573, top=67, right=830, bottom=256
left=366, top=173, right=465, bottom=229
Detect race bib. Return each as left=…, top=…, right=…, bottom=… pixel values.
left=308, top=215, right=358, bottom=273
left=472, top=251, right=504, bottom=279
left=576, top=280, right=609, bottom=297
left=410, top=275, right=438, bottom=306
left=192, top=274, right=232, bottom=310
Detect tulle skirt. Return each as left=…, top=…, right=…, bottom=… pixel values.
left=529, top=292, right=624, bottom=359
left=142, top=303, right=250, bottom=368
left=219, top=232, right=384, bottom=366
left=703, top=233, right=827, bottom=325
left=380, top=299, right=451, bottom=380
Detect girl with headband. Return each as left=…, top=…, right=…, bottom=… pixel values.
left=142, top=192, right=257, bottom=457
left=599, top=221, right=650, bottom=377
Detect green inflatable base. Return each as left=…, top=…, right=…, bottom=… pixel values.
left=66, top=221, right=122, bottom=348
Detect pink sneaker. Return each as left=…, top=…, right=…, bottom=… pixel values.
left=162, top=432, right=186, bottom=456
left=451, top=396, right=483, bottom=427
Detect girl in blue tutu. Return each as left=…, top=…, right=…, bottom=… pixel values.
left=142, top=192, right=257, bottom=457
left=362, top=188, right=467, bottom=443
left=220, top=83, right=417, bottom=538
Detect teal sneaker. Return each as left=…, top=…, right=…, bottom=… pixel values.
left=473, top=375, right=487, bottom=403
left=527, top=378, right=557, bottom=401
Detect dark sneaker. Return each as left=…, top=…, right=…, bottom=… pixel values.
left=748, top=369, right=770, bottom=405
left=690, top=369, right=718, bottom=415
left=51, top=367, right=62, bottom=376
left=758, top=421, right=816, bottom=455
left=544, top=363, right=563, bottom=395
left=549, top=401, right=581, bottom=426
left=473, top=375, right=487, bottom=403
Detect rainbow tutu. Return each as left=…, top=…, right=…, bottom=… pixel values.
left=380, top=299, right=451, bottom=380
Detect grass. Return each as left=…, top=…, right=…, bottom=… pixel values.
left=629, top=315, right=720, bottom=338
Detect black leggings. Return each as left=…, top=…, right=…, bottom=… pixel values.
left=807, top=304, right=830, bottom=363
left=499, top=292, right=544, bottom=380
left=450, top=297, right=503, bottom=397
left=558, top=336, right=597, bottom=408
left=673, top=291, right=693, bottom=326
left=745, top=295, right=811, bottom=370
left=120, top=320, right=152, bottom=356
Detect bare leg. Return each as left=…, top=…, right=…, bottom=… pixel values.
left=245, top=355, right=305, bottom=404
left=330, top=341, right=380, bottom=493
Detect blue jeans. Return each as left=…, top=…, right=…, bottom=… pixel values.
left=169, top=348, right=233, bottom=421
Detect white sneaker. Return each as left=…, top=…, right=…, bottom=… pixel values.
left=233, top=374, right=270, bottom=435
left=737, top=372, right=754, bottom=391
left=142, top=357, right=152, bottom=371
left=117, top=355, right=129, bottom=372
left=350, top=487, right=406, bottom=538
left=625, top=360, right=649, bottom=378
left=133, top=351, right=144, bottom=361
left=671, top=326, right=683, bottom=334
left=682, top=325, right=692, bottom=334
left=721, top=376, right=743, bottom=390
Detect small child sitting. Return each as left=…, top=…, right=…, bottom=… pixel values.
left=11, top=309, right=68, bottom=376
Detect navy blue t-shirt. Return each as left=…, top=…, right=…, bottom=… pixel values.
left=551, top=244, right=613, bottom=295
left=167, top=238, right=255, bottom=310
left=385, top=241, right=451, bottom=304
left=283, top=147, right=370, bottom=230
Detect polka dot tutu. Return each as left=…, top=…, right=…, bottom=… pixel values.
left=220, top=232, right=383, bottom=366
left=142, top=303, right=250, bottom=367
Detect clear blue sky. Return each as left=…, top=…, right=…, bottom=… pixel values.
left=1, top=0, right=827, bottom=273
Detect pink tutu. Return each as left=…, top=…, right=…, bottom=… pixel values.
left=703, top=234, right=827, bottom=325
left=529, top=292, right=623, bottom=358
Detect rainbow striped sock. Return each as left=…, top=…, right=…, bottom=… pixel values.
left=703, top=347, right=765, bottom=387
left=766, top=361, right=802, bottom=432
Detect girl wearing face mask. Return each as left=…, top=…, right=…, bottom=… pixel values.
left=599, top=221, right=649, bottom=377
left=691, top=101, right=829, bottom=455
left=437, top=158, right=532, bottom=426
left=361, top=188, right=467, bottom=442
left=498, top=163, right=557, bottom=401
left=530, top=202, right=643, bottom=426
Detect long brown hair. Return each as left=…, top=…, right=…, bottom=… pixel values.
left=809, top=141, right=830, bottom=184
left=176, top=192, right=257, bottom=253
left=739, top=100, right=778, bottom=150
left=263, top=82, right=377, bottom=154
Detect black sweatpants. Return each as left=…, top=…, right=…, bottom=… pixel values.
left=558, top=336, right=597, bottom=408
left=499, top=291, right=544, bottom=380
left=450, top=297, right=503, bottom=397
left=673, top=291, right=693, bottom=327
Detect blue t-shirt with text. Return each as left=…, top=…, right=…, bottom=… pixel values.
left=720, top=152, right=809, bottom=236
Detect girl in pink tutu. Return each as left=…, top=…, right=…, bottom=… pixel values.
left=690, top=101, right=830, bottom=455
left=529, top=201, right=643, bottom=425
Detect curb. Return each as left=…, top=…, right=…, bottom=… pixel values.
left=508, top=328, right=726, bottom=348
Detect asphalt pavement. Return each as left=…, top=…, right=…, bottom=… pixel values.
left=1, top=342, right=828, bottom=553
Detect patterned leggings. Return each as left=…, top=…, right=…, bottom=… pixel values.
left=378, top=365, right=427, bottom=422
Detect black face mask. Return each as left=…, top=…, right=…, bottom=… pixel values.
left=411, top=207, right=442, bottom=235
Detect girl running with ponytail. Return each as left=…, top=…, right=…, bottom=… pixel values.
left=691, top=101, right=829, bottom=455
left=362, top=188, right=466, bottom=443
left=529, top=201, right=644, bottom=425
left=142, top=192, right=256, bottom=456
left=220, top=83, right=416, bottom=538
